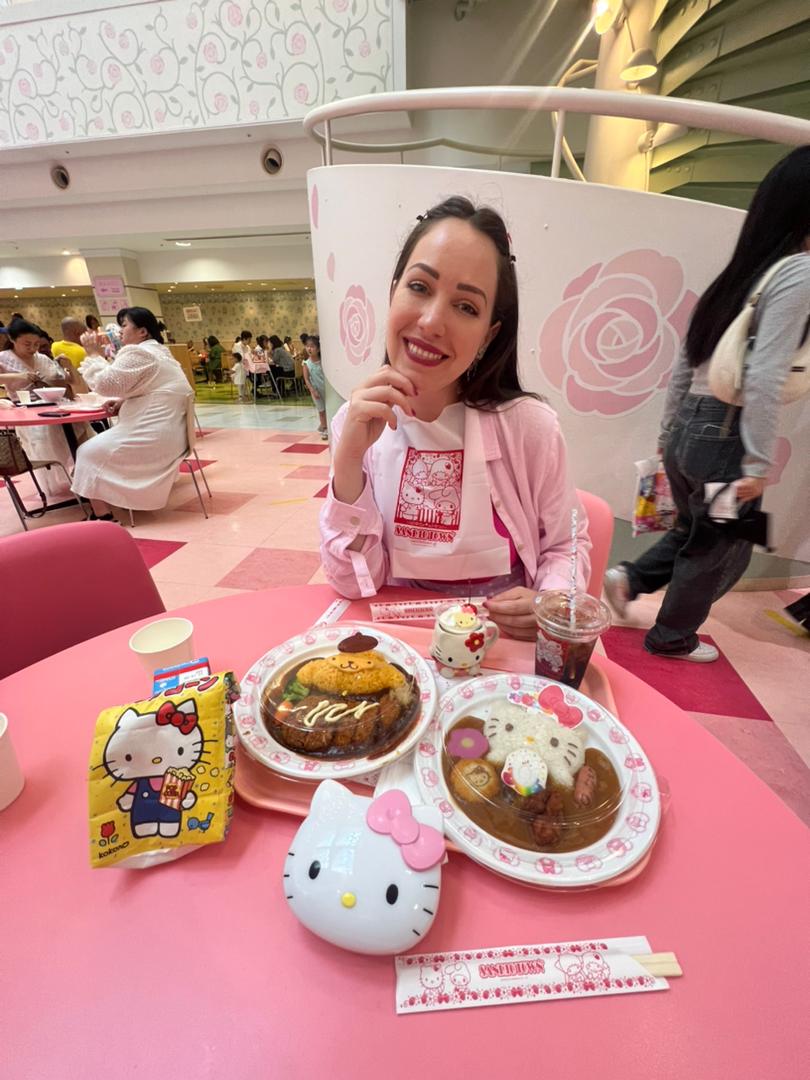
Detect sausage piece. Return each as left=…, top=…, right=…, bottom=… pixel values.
left=574, top=764, right=597, bottom=807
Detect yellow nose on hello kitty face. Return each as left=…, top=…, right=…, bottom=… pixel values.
left=341, top=892, right=357, bottom=908
left=151, top=756, right=163, bottom=765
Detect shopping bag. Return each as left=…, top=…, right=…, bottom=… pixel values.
left=632, top=457, right=676, bottom=537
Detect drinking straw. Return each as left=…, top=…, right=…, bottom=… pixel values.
left=568, top=508, right=578, bottom=631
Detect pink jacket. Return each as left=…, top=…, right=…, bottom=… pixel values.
left=319, top=398, right=591, bottom=599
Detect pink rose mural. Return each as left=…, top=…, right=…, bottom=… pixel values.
left=339, top=285, right=376, bottom=366
left=249, top=99, right=259, bottom=118
left=213, top=93, right=228, bottom=113
left=333, top=0, right=349, bottom=11
left=294, top=83, right=309, bottom=104
left=121, top=111, right=134, bottom=129
left=227, top=3, right=243, bottom=28
left=256, top=52, right=268, bottom=69
left=359, top=39, right=371, bottom=58
left=150, top=56, right=165, bottom=75
left=310, top=184, right=319, bottom=229
left=18, top=78, right=32, bottom=97
left=203, top=42, right=219, bottom=63
left=327, top=252, right=335, bottom=282
left=538, top=250, right=698, bottom=416
left=186, top=14, right=199, bottom=30
left=25, top=122, right=39, bottom=140
left=107, top=63, right=122, bottom=85
left=103, top=23, right=115, bottom=40
left=290, top=32, right=306, bottom=55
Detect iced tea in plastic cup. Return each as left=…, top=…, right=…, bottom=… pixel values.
left=533, top=590, right=611, bottom=689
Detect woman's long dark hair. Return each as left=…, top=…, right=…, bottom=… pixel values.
left=686, top=145, right=810, bottom=367
left=7, top=317, right=42, bottom=341
left=207, top=335, right=220, bottom=347
left=117, top=307, right=166, bottom=343
left=269, top=334, right=284, bottom=349
left=388, top=196, right=534, bottom=408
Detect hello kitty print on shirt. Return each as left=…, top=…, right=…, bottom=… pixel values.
left=394, top=449, right=463, bottom=544
left=103, top=699, right=202, bottom=839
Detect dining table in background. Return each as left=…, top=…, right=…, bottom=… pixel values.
left=1, top=585, right=808, bottom=1080
left=0, top=402, right=110, bottom=520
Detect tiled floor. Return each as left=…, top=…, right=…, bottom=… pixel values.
left=2, top=399, right=808, bottom=824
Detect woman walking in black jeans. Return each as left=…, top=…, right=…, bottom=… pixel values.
left=605, top=146, right=810, bottom=662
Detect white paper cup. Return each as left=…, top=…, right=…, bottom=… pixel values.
left=15, top=390, right=31, bottom=404
left=0, top=713, right=25, bottom=811
left=128, top=617, right=195, bottom=675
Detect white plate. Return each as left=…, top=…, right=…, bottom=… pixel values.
left=414, top=673, right=661, bottom=888
left=234, top=623, right=438, bottom=781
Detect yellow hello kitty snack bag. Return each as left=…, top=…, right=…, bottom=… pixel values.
left=88, top=672, right=239, bottom=868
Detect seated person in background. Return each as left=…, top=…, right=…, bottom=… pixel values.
left=0, top=317, right=87, bottom=493
left=51, top=317, right=87, bottom=368
left=72, top=306, right=192, bottom=520
left=269, top=334, right=294, bottom=375
left=320, top=197, right=590, bottom=640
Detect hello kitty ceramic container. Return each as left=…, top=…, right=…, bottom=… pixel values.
left=284, top=780, right=445, bottom=955
left=430, top=602, right=499, bottom=678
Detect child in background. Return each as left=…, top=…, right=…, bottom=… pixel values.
left=232, top=354, right=247, bottom=400
left=302, top=334, right=327, bottom=439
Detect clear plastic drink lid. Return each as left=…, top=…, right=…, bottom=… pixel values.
left=534, top=590, right=611, bottom=643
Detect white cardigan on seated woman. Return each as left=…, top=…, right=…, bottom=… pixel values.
left=72, top=340, right=192, bottom=510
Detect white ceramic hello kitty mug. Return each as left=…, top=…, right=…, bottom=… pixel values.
left=430, top=602, right=499, bottom=678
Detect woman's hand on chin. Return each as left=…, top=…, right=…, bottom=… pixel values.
left=484, top=587, right=539, bottom=641
left=337, top=366, right=419, bottom=462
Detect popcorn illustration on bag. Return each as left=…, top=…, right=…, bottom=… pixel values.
left=88, top=672, right=239, bottom=868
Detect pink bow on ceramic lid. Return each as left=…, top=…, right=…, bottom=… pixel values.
left=366, top=790, right=445, bottom=871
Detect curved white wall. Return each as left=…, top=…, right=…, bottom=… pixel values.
left=309, top=164, right=810, bottom=566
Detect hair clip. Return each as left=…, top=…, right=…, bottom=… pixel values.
left=509, top=254, right=517, bottom=264
left=416, top=212, right=427, bottom=222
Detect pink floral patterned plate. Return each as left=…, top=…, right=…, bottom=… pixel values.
left=234, top=622, right=437, bottom=781
left=414, top=673, right=661, bottom=889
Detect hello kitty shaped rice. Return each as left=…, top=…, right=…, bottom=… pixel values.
left=484, top=703, right=585, bottom=788
left=284, top=780, right=445, bottom=955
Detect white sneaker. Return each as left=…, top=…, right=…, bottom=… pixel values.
left=604, top=567, right=631, bottom=618
left=664, top=642, right=719, bottom=663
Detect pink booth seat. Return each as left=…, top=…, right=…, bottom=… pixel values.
left=0, top=520, right=165, bottom=679
left=577, top=488, right=614, bottom=599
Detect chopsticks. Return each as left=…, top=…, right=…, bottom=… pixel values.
left=632, top=952, right=682, bottom=977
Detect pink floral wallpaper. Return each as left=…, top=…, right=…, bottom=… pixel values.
left=3, top=296, right=101, bottom=331
left=0, top=0, right=395, bottom=147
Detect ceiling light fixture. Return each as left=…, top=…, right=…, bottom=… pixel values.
left=61, top=249, right=71, bottom=256
left=175, top=241, right=192, bottom=248
left=593, top=0, right=624, bottom=35
left=620, top=46, right=659, bottom=83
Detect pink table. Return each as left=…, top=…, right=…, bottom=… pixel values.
left=2, top=585, right=808, bottom=1079
left=0, top=403, right=109, bottom=428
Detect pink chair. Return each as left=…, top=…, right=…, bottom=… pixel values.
left=576, top=488, right=614, bottom=599
left=0, top=521, right=165, bottom=679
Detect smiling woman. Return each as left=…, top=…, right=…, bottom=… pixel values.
left=320, top=197, right=591, bottom=640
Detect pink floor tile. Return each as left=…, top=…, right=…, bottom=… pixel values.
left=133, top=538, right=186, bottom=569
left=314, top=485, right=329, bottom=499
left=690, top=712, right=810, bottom=827
left=284, top=465, right=331, bottom=480
left=264, top=434, right=299, bottom=443
left=173, top=491, right=258, bottom=515
left=602, top=627, right=772, bottom=721
left=179, top=458, right=216, bottom=472
left=148, top=541, right=256, bottom=585
left=216, top=546, right=324, bottom=589
left=280, top=442, right=328, bottom=454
